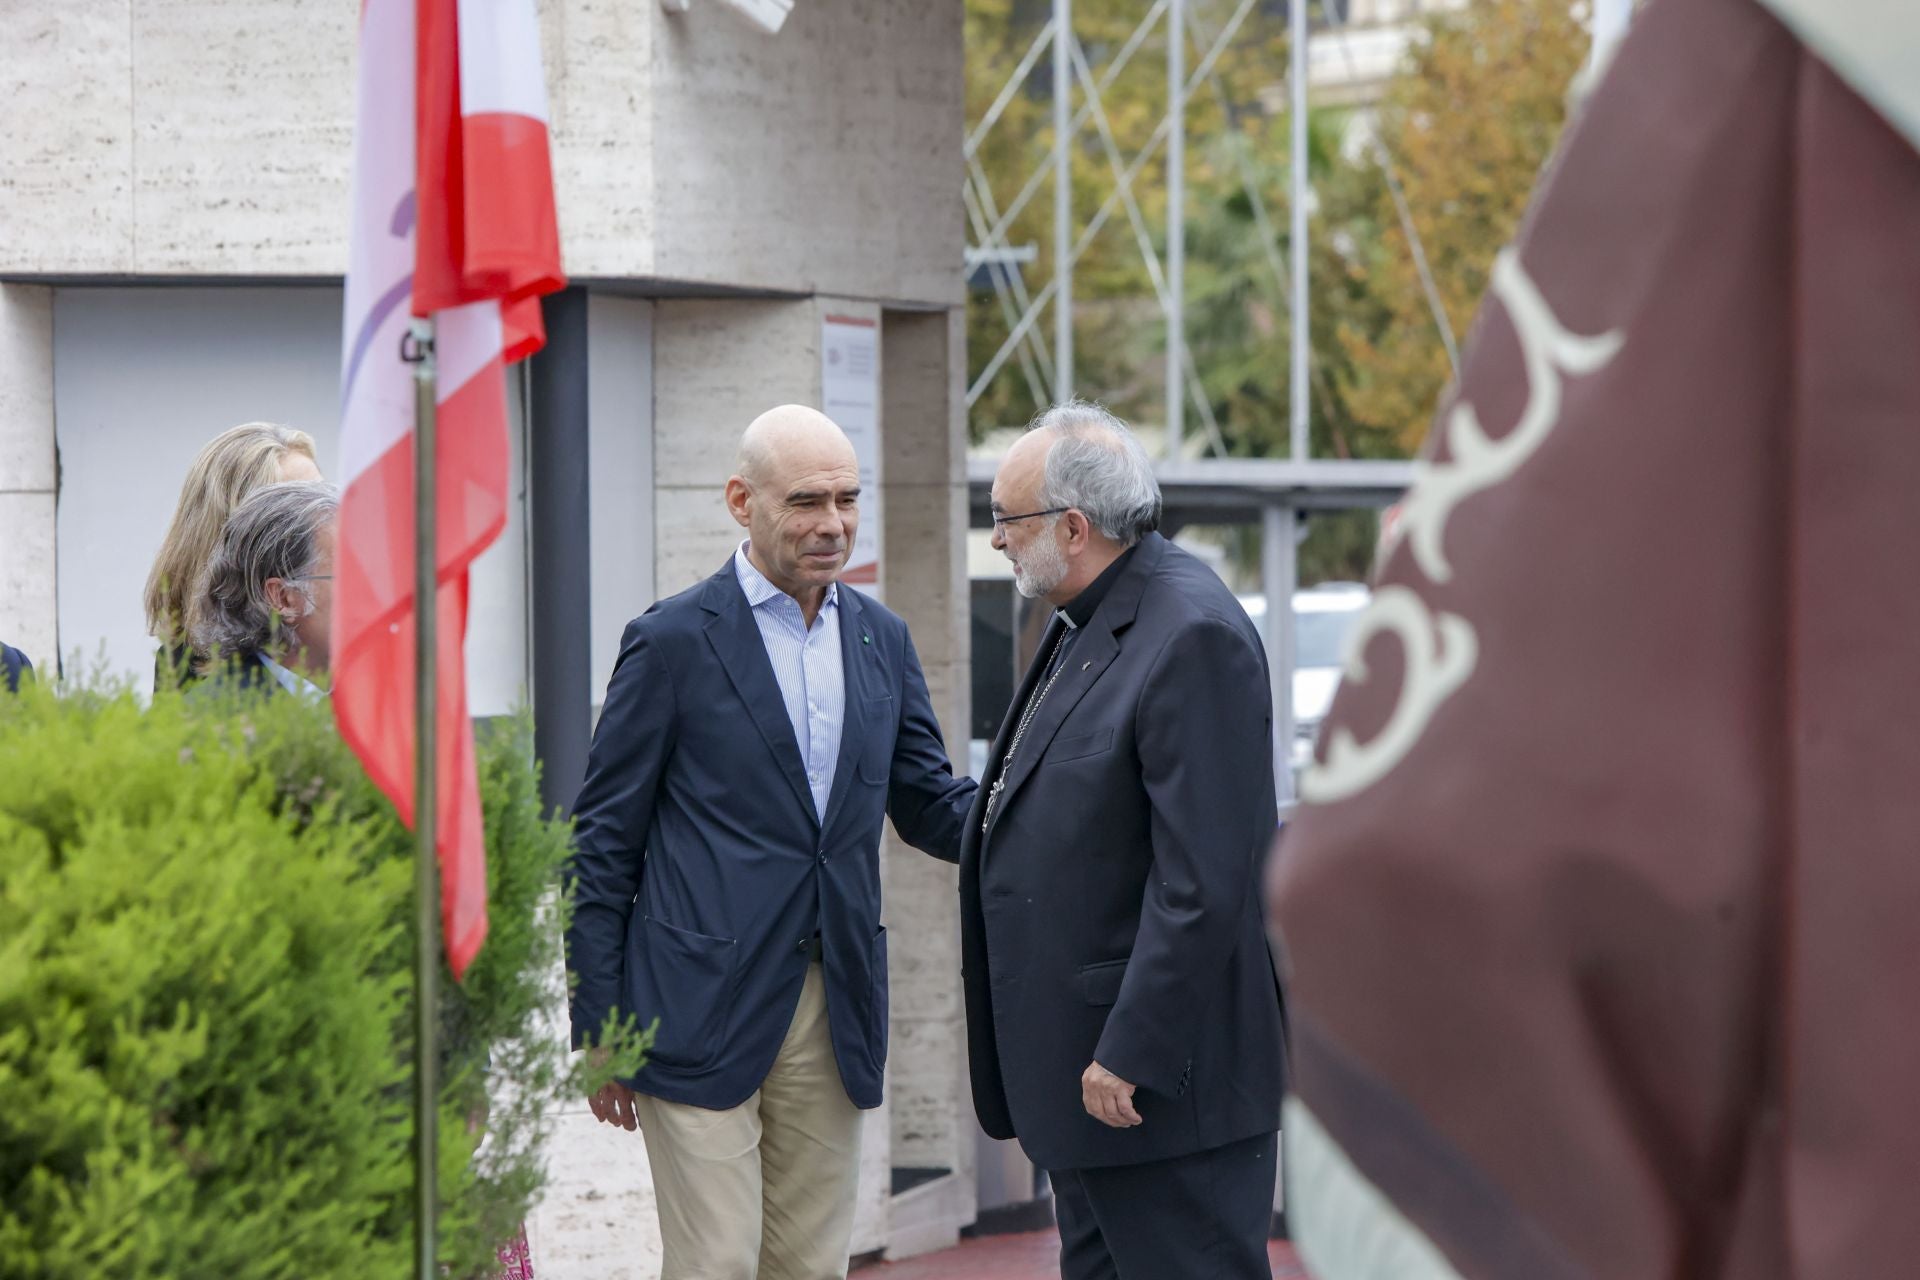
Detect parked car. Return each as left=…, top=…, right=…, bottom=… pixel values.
left=1237, top=582, right=1371, bottom=771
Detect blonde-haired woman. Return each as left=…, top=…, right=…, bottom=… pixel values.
left=144, top=422, right=322, bottom=689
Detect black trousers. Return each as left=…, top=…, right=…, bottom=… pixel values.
left=1050, top=1130, right=1278, bottom=1280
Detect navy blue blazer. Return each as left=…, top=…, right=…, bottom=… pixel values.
left=1, top=643, right=30, bottom=693
left=566, top=561, right=976, bottom=1110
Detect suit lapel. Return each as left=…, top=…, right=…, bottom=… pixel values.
left=984, top=534, right=1169, bottom=839
left=959, top=612, right=1041, bottom=865
left=987, top=622, right=1119, bottom=826
left=700, top=565, right=818, bottom=827
left=820, top=589, right=876, bottom=833
left=996, top=613, right=1062, bottom=758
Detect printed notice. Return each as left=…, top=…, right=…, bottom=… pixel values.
left=822, top=314, right=882, bottom=593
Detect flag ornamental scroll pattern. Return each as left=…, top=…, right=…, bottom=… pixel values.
left=333, top=0, right=564, bottom=978
left=1299, top=248, right=1623, bottom=806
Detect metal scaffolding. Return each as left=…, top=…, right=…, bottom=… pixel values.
left=964, top=0, right=1418, bottom=803
left=963, top=0, right=1640, bottom=1220
left=964, top=0, right=1636, bottom=803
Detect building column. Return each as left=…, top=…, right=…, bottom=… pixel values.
left=0, top=285, right=58, bottom=671
left=878, top=306, right=976, bottom=1258
left=650, top=298, right=824, bottom=593
left=529, top=287, right=594, bottom=817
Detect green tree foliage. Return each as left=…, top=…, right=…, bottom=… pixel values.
left=966, top=0, right=1589, bottom=580
left=0, top=680, right=645, bottom=1279
left=1321, top=0, right=1587, bottom=452
left=1180, top=111, right=1398, bottom=464
left=965, top=0, right=1289, bottom=436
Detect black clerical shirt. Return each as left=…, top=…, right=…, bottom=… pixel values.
left=1028, top=543, right=1135, bottom=697
left=1060, top=543, right=1135, bottom=630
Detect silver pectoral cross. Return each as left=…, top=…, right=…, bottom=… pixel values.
left=981, top=776, right=1006, bottom=831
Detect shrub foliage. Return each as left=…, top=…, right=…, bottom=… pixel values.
left=0, top=678, right=644, bottom=1278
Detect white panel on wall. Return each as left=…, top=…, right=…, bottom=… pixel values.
left=585, top=294, right=655, bottom=705
left=52, top=286, right=528, bottom=713
left=466, top=365, right=533, bottom=717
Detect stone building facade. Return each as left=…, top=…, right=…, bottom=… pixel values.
left=1, top=0, right=977, bottom=1270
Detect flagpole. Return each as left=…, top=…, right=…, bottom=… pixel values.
left=408, top=315, right=441, bottom=1280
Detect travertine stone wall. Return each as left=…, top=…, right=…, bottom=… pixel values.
left=4, top=10, right=137, bottom=273
left=129, top=0, right=357, bottom=274
left=0, top=0, right=956, bottom=303
left=0, top=0, right=592, bottom=278
left=878, top=309, right=973, bottom=1197
left=1, top=2, right=355, bottom=275
left=0, top=287, right=58, bottom=670
left=647, top=1, right=964, bottom=305
left=547, top=0, right=656, bottom=279
left=650, top=297, right=824, bottom=593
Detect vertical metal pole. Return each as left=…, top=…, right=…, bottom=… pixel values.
left=409, top=316, right=440, bottom=1280
left=1288, top=0, right=1310, bottom=462
left=1053, top=0, right=1073, bottom=402
left=1164, top=0, right=1185, bottom=458
left=1263, top=501, right=1298, bottom=804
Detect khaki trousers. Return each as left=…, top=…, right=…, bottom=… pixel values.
left=632, top=961, right=865, bottom=1280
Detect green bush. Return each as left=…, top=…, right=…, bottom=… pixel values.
left=0, top=676, right=646, bottom=1279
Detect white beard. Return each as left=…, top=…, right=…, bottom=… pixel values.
left=1011, top=532, right=1067, bottom=600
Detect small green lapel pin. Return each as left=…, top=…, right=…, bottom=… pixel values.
left=862, top=633, right=871, bottom=645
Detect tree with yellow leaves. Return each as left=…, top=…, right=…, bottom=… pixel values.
left=1326, top=0, right=1589, bottom=454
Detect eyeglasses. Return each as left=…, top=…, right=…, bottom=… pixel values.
left=990, top=506, right=1070, bottom=529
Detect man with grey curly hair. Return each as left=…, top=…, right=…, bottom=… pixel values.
left=189, top=480, right=339, bottom=694
left=992, top=400, right=1162, bottom=599
left=966, top=400, right=1285, bottom=1279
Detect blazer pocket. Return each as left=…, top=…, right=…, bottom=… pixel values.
left=1049, top=726, right=1115, bottom=765
left=635, top=915, right=737, bottom=1070
left=1078, top=958, right=1129, bottom=1007
left=857, top=694, right=896, bottom=783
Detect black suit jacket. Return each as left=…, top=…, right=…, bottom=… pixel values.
left=566, top=561, right=975, bottom=1111
left=960, top=532, right=1286, bottom=1170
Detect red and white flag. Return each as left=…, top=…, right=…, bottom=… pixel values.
left=334, top=0, right=563, bottom=978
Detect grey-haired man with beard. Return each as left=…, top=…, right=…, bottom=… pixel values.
left=961, top=401, right=1286, bottom=1279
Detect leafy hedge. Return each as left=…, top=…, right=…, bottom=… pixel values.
left=0, top=677, right=645, bottom=1278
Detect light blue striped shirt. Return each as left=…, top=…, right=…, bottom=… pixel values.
left=734, top=541, right=845, bottom=822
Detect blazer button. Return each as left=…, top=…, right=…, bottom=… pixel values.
left=817, top=853, right=827, bottom=865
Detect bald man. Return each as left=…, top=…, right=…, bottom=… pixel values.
left=566, top=405, right=976, bottom=1280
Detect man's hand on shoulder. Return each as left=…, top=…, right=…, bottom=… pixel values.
left=1081, top=1060, right=1142, bottom=1128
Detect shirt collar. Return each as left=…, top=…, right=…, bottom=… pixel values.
left=734, top=540, right=839, bottom=612
left=1056, top=543, right=1137, bottom=630
left=258, top=651, right=326, bottom=700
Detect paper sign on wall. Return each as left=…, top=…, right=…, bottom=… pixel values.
left=822, top=314, right=882, bottom=593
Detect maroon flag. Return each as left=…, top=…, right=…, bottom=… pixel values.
left=1269, top=0, right=1920, bottom=1276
